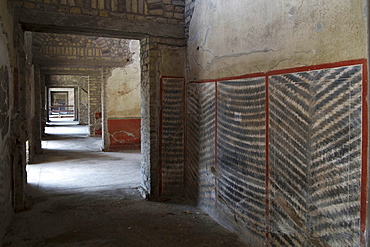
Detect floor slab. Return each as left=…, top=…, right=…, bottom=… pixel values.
left=2, top=124, right=249, bottom=247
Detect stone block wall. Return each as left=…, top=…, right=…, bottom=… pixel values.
left=139, top=37, right=152, bottom=197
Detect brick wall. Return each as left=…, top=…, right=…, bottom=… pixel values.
left=33, top=33, right=132, bottom=64
left=88, top=73, right=102, bottom=136
left=9, top=0, right=185, bottom=34
left=184, top=0, right=195, bottom=37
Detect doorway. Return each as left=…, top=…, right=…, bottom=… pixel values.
left=48, top=88, right=76, bottom=122
left=31, top=33, right=146, bottom=198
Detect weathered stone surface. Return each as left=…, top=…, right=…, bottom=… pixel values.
left=10, top=0, right=186, bottom=41
left=187, top=0, right=367, bottom=81
left=32, top=33, right=133, bottom=67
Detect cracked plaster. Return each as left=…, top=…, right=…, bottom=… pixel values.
left=107, top=40, right=141, bottom=119
left=187, top=0, right=367, bottom=80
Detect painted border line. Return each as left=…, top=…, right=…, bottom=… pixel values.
left=189, top=59, right=368, bottom=84
left=188, top=59, right=368, bottom=245
left=215, top=81, right=219, bottom=210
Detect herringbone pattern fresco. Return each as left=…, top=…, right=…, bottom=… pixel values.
left=269, top=73, right=311, bottom=246
left=310, top=66, right=362, bottom=246
left=186, top=83, right=216, bottom=210
left=217, top=78, right=266, bottom=243
left=161, top=77, right=185, bottom=196
left=185, top=83, right=201, bottom=201
left=185, top=63, right=365, bottom=246
left=269, top=65, right=363, bottom=246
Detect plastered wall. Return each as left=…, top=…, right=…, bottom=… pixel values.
left=107, top=41, right=141, bottom=119
left=185, top=0, right=368, bottom=246
left=105, top=40, right=141, bottom=151
left=186, top=0, right=367, bottom=80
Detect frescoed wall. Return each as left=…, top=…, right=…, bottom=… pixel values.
left=185, top=61, right=367, bottom=246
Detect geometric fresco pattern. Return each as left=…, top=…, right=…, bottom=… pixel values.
left=217, top=78, right=266, bottom=243
left=269, top=65, right=362, bottom=246
left=161, top=77, right=185, bottom=196
left=185, top=63, right=365, bottom=246
left=186, top=83, right=216, bottom=211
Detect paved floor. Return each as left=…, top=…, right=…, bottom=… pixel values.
left=2, top=124, right=249, bottom=247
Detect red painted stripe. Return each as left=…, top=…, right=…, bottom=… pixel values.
left=270, top=59, right=367, bottom=76
left=189, top=59, right=368, bottom=84
left=189, top=72, right=266, bottom=84
left=215, top=81, right=219, bottom=209
left=161, top=76, right=185, bottom=79
left=360, top=61, right=368, bottom=246
left=189, top=59, right=369, bottom=245
left=264, top=75, right=270, bottom=246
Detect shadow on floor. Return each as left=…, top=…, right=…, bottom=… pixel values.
left=2, top=124, right=249, bottom=247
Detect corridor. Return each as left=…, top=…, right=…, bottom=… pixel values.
left=2, top=124, right=248, bottom=247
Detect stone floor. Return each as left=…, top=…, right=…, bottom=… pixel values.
left=2, top=124, right=249, bottom=247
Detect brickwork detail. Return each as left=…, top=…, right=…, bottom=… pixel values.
left=184, top=0, right=195, bottom=37
left=10, top=0, right=185, bottom=25
left=89, top=73, right=102, bottom=136
left=33, top=33, right=132, bottom=62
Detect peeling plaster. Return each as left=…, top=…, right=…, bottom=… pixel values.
left=106, top=40, right=141, bottom=119
left=109, top=130, right=137, bottom=143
